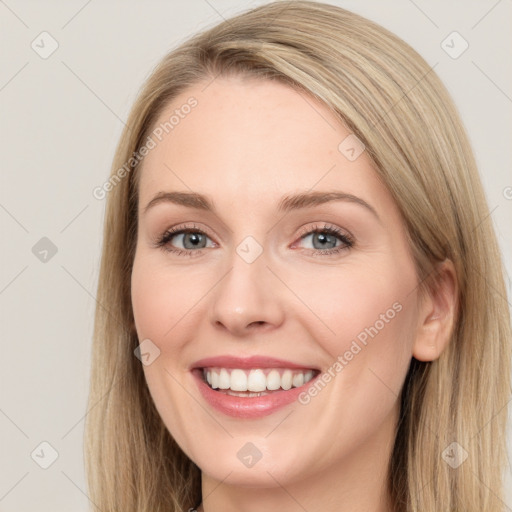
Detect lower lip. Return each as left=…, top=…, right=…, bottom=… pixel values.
left=192, top=369, right=317, bottom=419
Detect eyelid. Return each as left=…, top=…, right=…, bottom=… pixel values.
left=294, top=222, right=354, bottom=244
left=160, top=222, right=216, bottom=240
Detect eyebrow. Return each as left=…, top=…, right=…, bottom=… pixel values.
left=143, top=190, right=380, bottom=221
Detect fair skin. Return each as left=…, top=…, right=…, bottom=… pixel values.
left=131, top=75, right=457, bottom=512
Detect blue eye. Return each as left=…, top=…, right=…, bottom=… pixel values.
left=155, top=224, right=215, bottom=257
left=295, top=223, right=354, bottom=255
left=169, top=231, right=209, bottom=250
left=155, top=223, right=354, bottom=257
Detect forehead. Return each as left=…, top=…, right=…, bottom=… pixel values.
left=137, top=76, right=396, bottom=219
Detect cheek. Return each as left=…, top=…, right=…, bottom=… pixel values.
left=285, top=264, right=417, bottom=459
left=131, top=268, right=168, bottom=344
left=287, top=258, right=417, bottom=389
left=131, top=254, right=209, bottom=345
left=131, top=255, right=203, bottom=447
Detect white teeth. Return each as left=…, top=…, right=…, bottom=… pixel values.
left=218, top=368, right=230, bottom=389
left=211, top=371, right=219, bottom=389
left=266, top=369, right=281, bottom=390
left=204, top=367, right=316, bottom=392
left=230, top=369, right=247, bottom=391
left=281, top=369, right=292, bottom=390
left=247, top=369, right=267, bottom=392
left=292, top=372, right=304, bottom=388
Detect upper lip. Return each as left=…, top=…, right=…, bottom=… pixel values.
left=191, top=355, right=319, bottom=371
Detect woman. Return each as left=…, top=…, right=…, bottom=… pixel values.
left=85, top=2, right=511, bottom=511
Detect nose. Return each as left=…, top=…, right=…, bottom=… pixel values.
left=208, top=249, right=286, bottom=338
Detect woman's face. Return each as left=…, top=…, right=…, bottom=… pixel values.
left=131, top=75, right=423, bottom=487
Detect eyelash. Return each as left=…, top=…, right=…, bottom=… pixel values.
left=154, top=222, right=354, bottom=258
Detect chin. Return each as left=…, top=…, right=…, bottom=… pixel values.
left=198, top=456, right=303, bottom=488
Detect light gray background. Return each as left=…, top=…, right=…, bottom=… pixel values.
left=1, top=1, right=511, bottom=510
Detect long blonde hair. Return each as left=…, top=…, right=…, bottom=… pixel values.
left=85, top=1, right=512, bottom=510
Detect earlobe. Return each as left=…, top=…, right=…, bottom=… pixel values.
left=412, top=259, right=458, bottom=362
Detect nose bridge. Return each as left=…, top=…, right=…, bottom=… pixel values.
left=208, top=235, right=285, bottom=335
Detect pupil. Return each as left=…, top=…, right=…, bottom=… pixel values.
left=314, top=232, right=336, bottom=249
left=184, top=233, right=205, bottom=249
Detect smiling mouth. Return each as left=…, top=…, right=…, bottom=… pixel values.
left=200, top=367, right=319, bottom=397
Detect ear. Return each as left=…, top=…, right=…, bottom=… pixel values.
left=412, top=259, right=458, bottom=362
